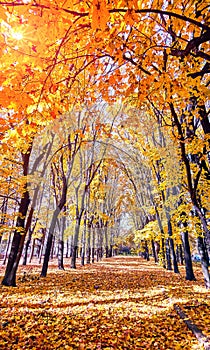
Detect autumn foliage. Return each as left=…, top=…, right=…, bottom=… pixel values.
left=0, top=0, right=209, bottom=297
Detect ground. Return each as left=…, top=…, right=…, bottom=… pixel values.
left=0, top=256, right=209, bottom=349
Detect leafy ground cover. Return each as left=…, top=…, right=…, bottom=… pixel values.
left=0, top=256, right=209, bottom=349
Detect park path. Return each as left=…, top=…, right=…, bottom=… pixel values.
left=0, top=256, right=209, bottom=349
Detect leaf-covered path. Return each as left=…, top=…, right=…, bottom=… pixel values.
left=0, top=256, right=209, bottom=349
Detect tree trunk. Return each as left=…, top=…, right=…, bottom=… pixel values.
left=41, top=207, right=61, bottom=277
left=58, top=239, right=64, bottom=270
left=71, top=245, right=78, bottom=269
left=197, top=236, right=210, bottom=288
left=92, top=247, right=95, bottom=263
left=176, top=243, right=184, bottom=265
left=166, top=210, right=179, bottom=273
left=1, top=151, right=31, bottom=286
left=41, top=232, right=54, bottom=277
left=152, top=239, right=158, bottom=263
left=58, top=214, right=66, bottom=270
left=86, top=247, right=91, bottom=264
left=1, top=193, right=30, bottom=286
left=155, top=207, right=166, bottom=268
left=105, top=246, right=109, bottom=258
left=92, top=229, right=95, bottom=263
left=169, top=237, right=179, bottom=273
left=38, top=229, right=46, bottom=263
left=181, top=230, right=196, bottom=281
left=81, top=217, right=86, bottom=266
left=2, top=231, right=12, bottom=265
left=109, top=244, right=113, bottom=258
left=86, top=222, right=91, bottom=264
left=22, top=228, right=33, bottom=265
left=154, top=241, right=160, bottom=263
left=29, top=238, right=35, bottom=263
left=165, top=238, right=172, bottom=270
left=50, top=235, right=55, bottom=259
left=71, top=216, right=82, bottom=268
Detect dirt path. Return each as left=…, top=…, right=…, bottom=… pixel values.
left=0, top=256, right=209, bottom=349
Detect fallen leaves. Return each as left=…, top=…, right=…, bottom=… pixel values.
left=0, top=256, right=209, bottom=349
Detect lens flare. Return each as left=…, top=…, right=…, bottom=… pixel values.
left=11, top=29, right=23, bottom=41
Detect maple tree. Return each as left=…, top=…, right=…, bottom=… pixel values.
left=0, top=0, right=209, bottom=289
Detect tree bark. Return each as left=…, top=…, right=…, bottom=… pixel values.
left=151, top=239, right=158, bottom=263
left=22, top=228, right=33, bottom=265
left=1, top=151, right=31, bottom=286
left=41, top=207, right=61, bottom=277
left=1, top=189, right=30, bottom=286
left=165, top=238, right=172, bottom=270
left=58, top=239, right=64, bottom=270
left=71, top=245, right=78, bottom=269
left=197, top=236, right=210, bottom=289
left=181, top=230, right=196, bottom=281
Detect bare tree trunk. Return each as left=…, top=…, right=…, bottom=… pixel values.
left=41, top=207, right=62, bottom=277
left=181, top=229, right=196, bottom=281
left=58, top=239, right=64, bottom=270
left=2, top=231, right=13, bottom=265
left=58, top=215, right=66, bottom=270
left=165, top=238, right=172, bottom=271
left=1, top=152, right=31, bottom=286
left=151, top=239, right=158, bottom=263
left=86, top=220, right=91, bottom=264
left=197, top=236, right=210, bottom=288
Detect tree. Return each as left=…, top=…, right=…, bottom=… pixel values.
left=0, top=0, right=209, bottom=287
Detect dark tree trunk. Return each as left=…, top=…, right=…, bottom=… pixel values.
left=197, top=236, right=210, bottom=288
left=50, top=235, right=55, bottom=259
left=182, top=230, right=196, bottom=281
left=66, top=238, right=69, bottom=258
left=198, top=103, right=210, bottom=135
left=108, top=245, right=113, bottom=258
left=81, top=249, right=85, bottom=266
left=169, top=238, right=179, bottom=273
left=41, top=207, right=65, bottom=277
left=1, top=150, right=31, bottom=287
left=86, top=223, right=91, bottom=264
left=0, top=196, right=9, bottom=245
left=105, top=245, right=109, bottom=258
left=166, top=211, right=179, bottom=273
left=71, top=245, right=78, bottom=268
left=155, top=206, right=166, bottom=268
left=81, top=224, right=86, bottom=266
left=41, top=155, right=68, bottom=277
left=96, top=248, right=100, bottom=262
left=160, top=237, right=166, bottom=268
left=1, top=193, right=30, bottom=286
left=92, top=247, right=95, bottom=263
left=165, top=238, right=172, bottom=270
left=152, top=239, right=158, bottom=263
left=58, top=239, right=64, bottom=270
left=99, top=247, right=103, bottom=259
left=41, top=232, right=54, bottom=277
left=176, top=243, right=184, bottom=265
left=86, top=247, right=91, bottom=264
